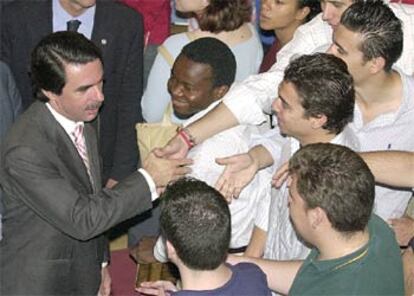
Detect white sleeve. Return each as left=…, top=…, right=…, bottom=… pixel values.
left=250, top=127, right=286, bottom=169
left=254, top=171, right=272, bottom=232
left=223, top=15, right=331, bottom=125
left=153, top=236, right=168, bottom=263
left=390, top=3, right=414, bottom=76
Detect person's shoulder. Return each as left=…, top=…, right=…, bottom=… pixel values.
left=230, top=262, right=271, bottom=295
left=159, top=33, right=190, bottom=57
left=2, top=0, right=39, bottom=16
left=162, top=33, right=190, bottom=48
left=2, top=102, right=44, bottom=146
left=97, top=0, right=142, bottom=21
left=2, top=0, right=27, bottom=9
left=231, top=262, right=266, bottom=277
left=368, top=214, right=401, bottom=250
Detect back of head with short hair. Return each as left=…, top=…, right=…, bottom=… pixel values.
left=160, top=177, right=231, bottom=270
left=340, top=0, right=403, bottom=72
left=289, top=143, right=375, bottom=233
left=31, top=31, right=103, bottom=102
left=179, top=37, right=236, bottom=88
left=283, top=53, right=355, bottom=134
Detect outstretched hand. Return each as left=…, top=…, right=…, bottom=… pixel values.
left=136, top=280, right=178, bottom=296
left=215, top=153, right=258, bottom=202
left=271, top=162, right=289, bottom=188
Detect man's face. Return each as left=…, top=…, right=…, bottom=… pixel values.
left=320, top=0, right=353, bottom=29
left=327, top=24, right=369, bottom=85
left=288, top=175, right=313, bottom=243
left=48, top=59, right=104, bottom=122
left=60, top=0, right=96, bottom=16
left=272, top=81, right=314, bottom=140
left=260, top=0, right=305, bottom=31
left=67, top=0, right=96, bottom=9
left=168, top=55, right=217, bottom=119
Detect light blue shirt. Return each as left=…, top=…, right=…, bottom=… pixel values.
left=52, top=0, right=95, bottom=39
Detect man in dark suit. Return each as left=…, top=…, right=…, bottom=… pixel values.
left=0, top=32, right=191, bottom=296
left=1, top=0, right=144, bottom=187
left=0, top=60, right=22, bottom=240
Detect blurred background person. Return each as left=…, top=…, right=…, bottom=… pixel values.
left=258, top=0, right=321, bottom=73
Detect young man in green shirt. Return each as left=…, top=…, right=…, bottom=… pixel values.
left=230, top=143, right=403, bottom=295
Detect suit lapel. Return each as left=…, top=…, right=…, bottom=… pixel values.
left=37, top=103, right=94, bottom=192
left=91, top=1, right=113, bottom=62
left=84, top=124, right=102, bottom=192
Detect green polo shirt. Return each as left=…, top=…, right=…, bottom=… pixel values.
left=289, top=215, right=403, bottom=295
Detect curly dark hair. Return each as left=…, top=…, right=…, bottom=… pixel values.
left=197, top=0, right=252, bottom=33
left=283, top=53, right=354, bottom=134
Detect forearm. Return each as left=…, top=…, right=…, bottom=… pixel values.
left=361, top=151, right=414, bottom=188
left=244, top=226, right=267, bottom=258
left=249, top=145, right=274, bottom=170
left=186, top=102, right=238, bottom=145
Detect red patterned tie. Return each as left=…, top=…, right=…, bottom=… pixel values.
left=72, top=124, right=93, bottom=183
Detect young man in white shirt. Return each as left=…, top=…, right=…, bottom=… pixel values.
left=151, top=38, right=272, bottom=260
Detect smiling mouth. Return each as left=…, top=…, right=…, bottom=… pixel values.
left=172, top=99, right=188, bottom=106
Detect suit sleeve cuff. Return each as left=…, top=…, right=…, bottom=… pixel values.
left=138, top=168, right=159, bottom=201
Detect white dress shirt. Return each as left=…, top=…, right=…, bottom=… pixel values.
left=264, top=127, right=360, bottom=261
left=222, top=4, right=414, bottom=126
left=154, top=100, right=272, bottom=262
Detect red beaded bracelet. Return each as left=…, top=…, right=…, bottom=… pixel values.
left=177, top=127, right=195, bottom=149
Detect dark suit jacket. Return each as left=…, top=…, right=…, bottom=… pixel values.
left=0, top=61, right=22, bottom=216
left=0, top=0, right=144, bottom=182
left=0, top=101, right=152, bottom=295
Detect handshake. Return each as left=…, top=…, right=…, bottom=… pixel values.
left=142, top=137, right=193, bottom=191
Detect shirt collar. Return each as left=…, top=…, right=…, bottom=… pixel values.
left=183, top=100, right=222, bottom=127
left=46, top=102, right=83, bottom=137
left=52, top=0, right=95, bottom=39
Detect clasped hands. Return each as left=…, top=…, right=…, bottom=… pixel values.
left=142, top=134, right=193, bottom=192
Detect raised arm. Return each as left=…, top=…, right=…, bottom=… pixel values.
left=360, top=151, right=414, bottom=188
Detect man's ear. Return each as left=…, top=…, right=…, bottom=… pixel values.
left=310, top=114, right=327, bottom=129
left=308, top=206, right=326, bottom=230
left=368, top=56, right=386, bottom=74
left=296, top=6, right=310, bottom=22
left=212, top=85, right=229, bottom=101
left=42, top=89, right=58, bottom=102
left=166, top=240, right=176, bottom=258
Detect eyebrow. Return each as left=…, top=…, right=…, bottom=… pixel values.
left=278, top=93, right=289, bottom=107
left=333, top=38, right=348, bottom=55
left=75, top=77, right=104, bottom=92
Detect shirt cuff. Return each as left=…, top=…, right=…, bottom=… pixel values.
left=138, top=168, right=159, bottom=201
